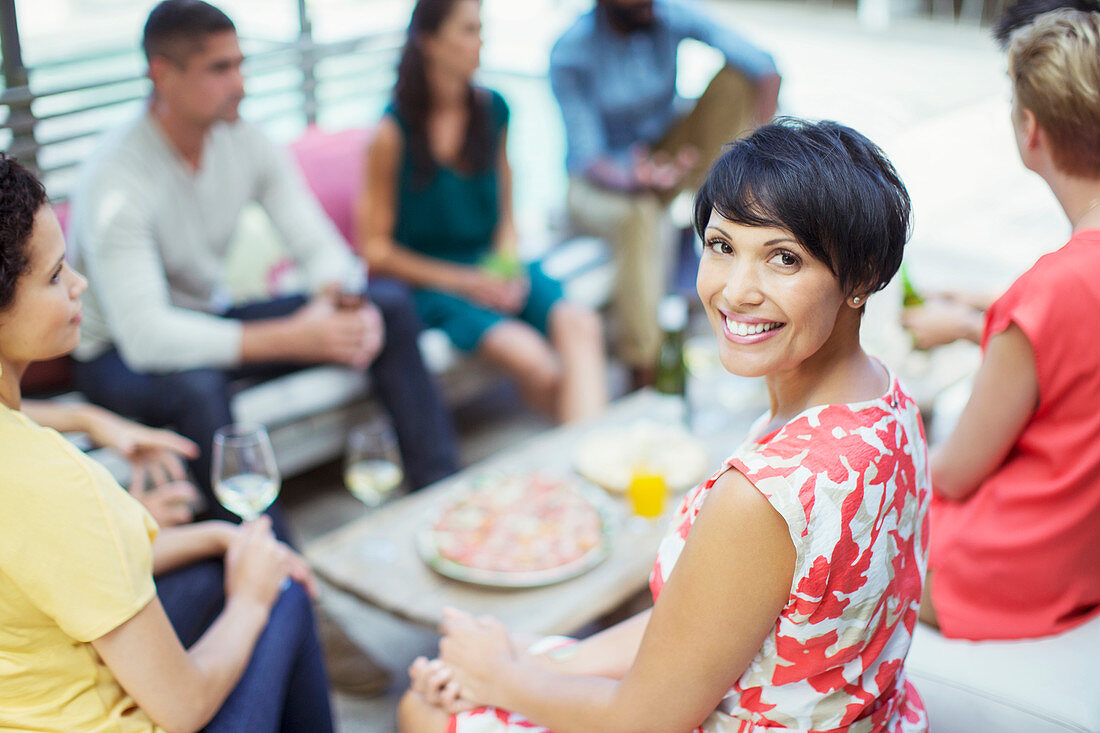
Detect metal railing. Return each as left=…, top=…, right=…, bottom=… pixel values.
left=0, top=1, right=405, bottom=199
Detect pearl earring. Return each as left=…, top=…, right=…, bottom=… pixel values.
left=852, top=296, right=861, bottom=305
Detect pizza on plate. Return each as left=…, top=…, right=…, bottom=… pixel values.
left=428, top=474, right=605, bottom=576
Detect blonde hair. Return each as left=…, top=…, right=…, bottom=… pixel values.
left=1008, top=8, right=1100, bottom=177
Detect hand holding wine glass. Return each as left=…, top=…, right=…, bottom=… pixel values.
left=212, top=424, right=281, bottom=522
left=223, top=516, right=289, bottom=609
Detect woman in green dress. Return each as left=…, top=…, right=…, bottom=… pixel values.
left=357, top=0, right=608, bottom=423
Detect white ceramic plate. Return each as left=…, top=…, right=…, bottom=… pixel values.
left=575, top=421, right=710, bottom=494
left=416, top=474, right=613, bottom=588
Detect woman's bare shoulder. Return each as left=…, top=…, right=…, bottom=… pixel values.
left=368, top=116, right=404, bottom=158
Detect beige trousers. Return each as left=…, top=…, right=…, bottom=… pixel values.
left=566, top=67, right=759, bottom=368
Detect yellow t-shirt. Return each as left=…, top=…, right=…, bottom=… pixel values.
left=0, top=404, right=161, bottom=732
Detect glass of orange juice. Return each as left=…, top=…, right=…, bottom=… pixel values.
left=628, top=466, right=668, bottom=520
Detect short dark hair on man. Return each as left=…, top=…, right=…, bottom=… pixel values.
left=142, top=0, right=236, bottom=64
left=693, top=118, right=911, bottom=298
left=0, top=155, right=48, bottom=311
left=993, top=0, right=1099, bottom=47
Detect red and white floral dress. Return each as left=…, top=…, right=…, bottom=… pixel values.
left=451, top=373, right=930, bottom=733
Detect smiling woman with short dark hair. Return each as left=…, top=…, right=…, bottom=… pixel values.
left=399, top=118, right=930, bottom=733
left=693, top=118, right=910, bottom=300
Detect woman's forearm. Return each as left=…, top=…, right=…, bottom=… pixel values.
left=152, top=522, right=235, bottom=575
left=493, top=126, right=518, bottom=258
left=22, top=400, right=102, bottom=434
left=528, top=609, right=651, bottom=678
left=496, top=662, right=619, bottom=732
left=367, top=238, right=474, bottom=294
left=93, top=592, right=270, bottom=733
left=931, top=324, right=1038, bottom=499
left=455, top=611, right=659, bottom=733
left=180, top=597, right=271, bottom=731
left=497, top=632, right=705, bottom=733
left=492, top=663, right=665, bottom=733
left=929, top=444, right=980, bottom=500
left=491, top=224, right=519, bottom=258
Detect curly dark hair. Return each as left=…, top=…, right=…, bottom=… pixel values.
left=0, top=154, right=48, bottom=311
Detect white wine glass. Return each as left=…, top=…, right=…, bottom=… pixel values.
left=344, top=421, right=405, bottom=563
left=344, top=421, right=405, bottom=508
left=212, top=423, right=281, bottom=522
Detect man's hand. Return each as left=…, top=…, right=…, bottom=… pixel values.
left=358, top=301, right=386, bottom=363
left=287, top=295, right=385, bottom=368
left=584, top=145, right=697, bottom=194
left=633, top=145, right=698, bottom=193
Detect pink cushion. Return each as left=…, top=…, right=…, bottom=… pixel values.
left=53, top=199, right=71, bottom=236
left=288, top=126, right=372, bottom=247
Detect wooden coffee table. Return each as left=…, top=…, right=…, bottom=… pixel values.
left=305, top=389, right=762, bottom=637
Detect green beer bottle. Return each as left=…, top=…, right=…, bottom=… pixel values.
left=655, top=295, right=688, bottom=397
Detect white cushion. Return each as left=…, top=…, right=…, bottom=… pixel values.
left=906, top=614, right=1100, bottom=732
left=540, top=235, right=608, bottom=280
left=418, top=328, right=462, bottom=375
left=541, top=235, right=615, bottom=309
left=231, top=366, right=369, bottom=427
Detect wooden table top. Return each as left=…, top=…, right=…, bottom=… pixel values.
left=304, top=389, right=763, bottom=637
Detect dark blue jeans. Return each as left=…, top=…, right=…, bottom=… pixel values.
left=74, top=279, right=459, bottom=526
left=157, top=560, right=334, bottom=732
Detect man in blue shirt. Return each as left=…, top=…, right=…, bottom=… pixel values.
left=550, top=0, right=780, bottom=382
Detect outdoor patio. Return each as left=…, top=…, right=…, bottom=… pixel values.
left=0, top=0, right=1074, bottom=728
left=253, top=1, right=1069, bottom=730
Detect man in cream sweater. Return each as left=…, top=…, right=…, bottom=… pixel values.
left=68, top=0, right=458, bottom=521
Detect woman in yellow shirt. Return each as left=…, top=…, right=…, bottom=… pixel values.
left=0, top=154, right=334, bottom=731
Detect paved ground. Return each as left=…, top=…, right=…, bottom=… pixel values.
left=287, top=1, right=1068, bottom=729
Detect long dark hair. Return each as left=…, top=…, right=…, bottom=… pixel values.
left=394, top=0, right=494, bottom=183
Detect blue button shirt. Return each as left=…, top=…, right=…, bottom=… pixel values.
left=550, top=0, right=778, bottom=176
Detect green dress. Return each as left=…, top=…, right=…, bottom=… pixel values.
left=386, top=88, right=563, bottom=351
